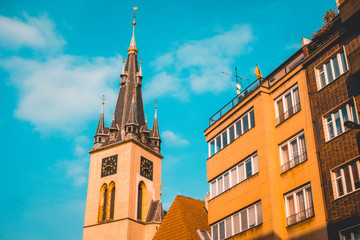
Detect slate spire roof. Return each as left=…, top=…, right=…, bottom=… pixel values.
left=151, top=106, right=160, bottom=139
left=95, top=101, right=105, bottom=135
left=91, top=12, right=161, bottom=154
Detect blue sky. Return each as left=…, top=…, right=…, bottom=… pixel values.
left=0, top=0, right=335, bottom=239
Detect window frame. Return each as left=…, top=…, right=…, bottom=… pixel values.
left=284, top=184, right=314, bottom=226
left=279, top=131, right=307, bottom=173
left=331, top=158, right=360, bottom=199
left=339, top=224, right=360, bottom=240
left=274, top=84, right=301, bottom=125
left=323, top=100, right=358, bottom=141
left=208, top=108, right=255, bottom=158
left=315, top=48, right=349, bottom=90
left=210, top=153, right=258, bottom=199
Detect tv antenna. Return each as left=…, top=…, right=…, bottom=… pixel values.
left=220, top=67, right=250, bottom=95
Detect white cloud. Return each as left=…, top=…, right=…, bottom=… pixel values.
left=144, top=24, right=254, bottom=100
left=0, top=14, right=65, bottom=51
left=162, top=131, right=189, bottom=147
left=0, top=55, right=121, bottom=133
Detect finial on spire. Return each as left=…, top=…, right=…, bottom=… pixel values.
left=101, top=94, right=106, bottom=105
left=155, top=99, right=158, bottom=109
left=128, top=7, right=138, bottom=52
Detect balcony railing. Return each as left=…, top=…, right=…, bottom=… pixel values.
left=287, top=207, right=314, bottom=226
left=209, top=79, right=261, bottom=126
left=321, top=4, right=339, bottom=25
left=276, top=103, right=301, bottom=125
left=281, top=150, right=308, bottom=173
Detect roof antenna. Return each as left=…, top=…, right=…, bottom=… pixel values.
left=220, top=67, right=250, bottom=95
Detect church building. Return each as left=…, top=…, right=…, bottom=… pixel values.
left=83, top=10, right=165, bottom=240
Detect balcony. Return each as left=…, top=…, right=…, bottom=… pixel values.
left=281, top=150, right=308, bottom=173
left=287, top=207, right=314, bottom=226
left=209, top=79, right=261, bottom=126
left=276, top=103, right=301, bottom=125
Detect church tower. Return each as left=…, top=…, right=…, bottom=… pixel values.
left=83, top=9, right=164, bottom=240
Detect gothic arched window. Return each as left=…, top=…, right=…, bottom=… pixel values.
left=98, top=183, right=107, bottom=223
left=109, top=182, right=115, bottom=220
left=137, top=181, right=147, bottom=221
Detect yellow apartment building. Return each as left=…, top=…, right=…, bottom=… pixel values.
left=204, top=49, right=328, bottom=239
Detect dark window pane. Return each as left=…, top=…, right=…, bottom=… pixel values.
left=340, top=51, right=348, bottom=72
left=243, top=115, right=249, bottom=133
left=110, top=187, right=115, bottom=220
left=103, top=188, right=107, bottom=221
left=344, top=166, right=353, bottom=193
left=351, top=162, right=360, bottom=189
left=335, top=111, right=343, bottom=135
left=326, top=62, right=334, bottom=82
left=241, top=210, right=248, bottom=231
left=222, top=131, right=228, bottom=148
left=213, top=225, right=218, bottom=240
left=336, top=170, right=344, bottom=196
left=219, top=221, right=225, bottom=240
left=229, top=125, right=235, bottom=143
left=352, top=105, right=358, bottom=124
left=332, top=56, right=340, bottom=78
left=256, top=203, right=263, bottom=224
left=342, top=106, right=349, bottom=123
left=216, top=136, right=221, bottom=152
left=250, top=110, right=255, bottom=128
left=236, top=120, right=242, bottom=137
left=246, top=160, right=252, bottom=178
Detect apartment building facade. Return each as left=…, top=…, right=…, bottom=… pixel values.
left=302, top=1, right=360, bottom=239
left=204, top=49, right=328, bottom=239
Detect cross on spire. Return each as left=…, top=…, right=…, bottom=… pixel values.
left=101, top=94, right=106, bottom=104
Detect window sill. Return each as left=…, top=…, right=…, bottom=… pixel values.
left=286, top=214, right=315, bottom=228
left=209, top=172, right=259, bottom=201
left=316, top=70, right=349, bottom=93
left=281, top=157, right=308, bottom=175
left=333, top=187, right=360, bottom=201
left=324, top=128, right=352, bottom=143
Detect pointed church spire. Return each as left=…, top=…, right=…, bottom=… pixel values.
left=121, top=56, right=126, bottom=76
left=95, top=96, right=105, bottom=134
left=110, top=112, right=117, bottom=131
left=138, top=59, right=143, bottom=77
left=128, top=7, right=138, bottom=52
left=151, top=103, right=160, bottom=139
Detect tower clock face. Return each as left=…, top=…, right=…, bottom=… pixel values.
left=140, top=157, right=153, bottom=181
left=101, top=155, right=118, bottom=177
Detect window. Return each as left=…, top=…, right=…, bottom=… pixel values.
left=279, top=131, right=307, bottom=172
left=137, top=181, right=147, bottom=221
left=324, top=102, right=358, bottom=140
left=211, top=202, right=262, bottom=240
left=109, top=182, right=115, bottom=220
left=284, top=184, right=314, bottom=226
left=208, top=109, right=255, bottom=157
left=339, top=224, right=360, bottom=240
left=317, top=51, right=348, bottom=89
left=210, top=153, right=258, bottom=199
left=275, top=85, right=301, bottom=124
left=332, top=159, right=360, bottom=198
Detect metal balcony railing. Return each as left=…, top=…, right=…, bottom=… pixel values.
left=321, top=4, right=339, bottom=25
left=276, top=103, right=301, bottom=125
left=209, top=79, right=261, bottom=126
left=287, top=207, right=314, bottom=226
left=281, top=150, right=308, bottom=173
